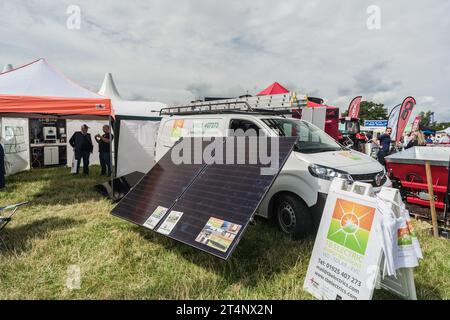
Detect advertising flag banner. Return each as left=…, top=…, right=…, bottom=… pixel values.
left=396, top=97, right=416, bottom=142
left=387, top=104, right=401, bottom=140
left=304, top=180, right=383, bottom=300
left=347, top=96, right=362, bottom=119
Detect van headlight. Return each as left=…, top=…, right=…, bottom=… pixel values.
left=308, top=164, right=353, bottom=183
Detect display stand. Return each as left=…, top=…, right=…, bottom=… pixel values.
left=376, top=187, right=418, bottom=300
left=304, top=178, right=418, bottom=300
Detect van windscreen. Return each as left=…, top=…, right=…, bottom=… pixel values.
left=262, top=118, right=342, bottom=154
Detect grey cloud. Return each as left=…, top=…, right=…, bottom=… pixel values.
left=283, top=82, right=321, bottom=98
left=82, top=16, right=144, bottom=45
left=186, top=83, right=212, bottom=98
left=0, top=0, right=449, bottom=121
left=186, top=83, right=248, bottom=99
left=353, top=61, right=403, bottom=94
left=129, top=92, right=151, bottom=101
left=337, top=87, right=351, bottom=96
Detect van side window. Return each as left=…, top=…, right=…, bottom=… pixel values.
left=229, top=119, right=261, bottom=136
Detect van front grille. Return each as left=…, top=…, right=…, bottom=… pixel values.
left=351, top=171, right=386, bottom=187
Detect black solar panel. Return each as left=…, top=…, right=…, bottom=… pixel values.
left=111, top=137, right=297, bottom=259
left=111, top=139, right=206, bottom=226
left=161, top=137, right=297, bottom=259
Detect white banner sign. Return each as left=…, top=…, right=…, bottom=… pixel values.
left=304, top=181, right=383, bottom=300
left=1, top=117, right=30, bottom=175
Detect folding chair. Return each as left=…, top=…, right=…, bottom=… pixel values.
left=0, top=201, right=28, bottom=250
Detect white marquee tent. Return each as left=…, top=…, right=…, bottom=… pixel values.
left=98, top=72, right=166, bottom=176
left=2, top=64, right=13, bottom=73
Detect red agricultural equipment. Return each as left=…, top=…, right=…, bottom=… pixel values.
left=385, top=146, right=450, bottom=224
left=338, top=116, right=367, bottom=152
left=301, top=97, right=367, bottom=152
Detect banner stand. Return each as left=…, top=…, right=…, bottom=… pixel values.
left=304, top=178, right=418, bottom=300
left=377, top=265, right=417, bottom=300
left=376, top=187, right=418, bottom=300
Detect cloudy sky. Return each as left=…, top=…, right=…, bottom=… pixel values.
left=1, top=0, right=449, bottom=120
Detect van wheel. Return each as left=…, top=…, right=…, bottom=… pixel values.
left=275, top=194, right=313, bottom=239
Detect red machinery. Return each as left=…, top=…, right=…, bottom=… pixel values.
left=339, top=116, right=367, bottom=151
left=299, top=97, right=366, bottom=149
left=385, top=146, right=450, bottom=210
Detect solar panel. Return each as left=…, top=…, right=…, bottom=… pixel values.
left=111, top=139, right=206, bottom=226
left=160, top=137, right=297, bottom=259
left=111, top=137, right=297, bottom=259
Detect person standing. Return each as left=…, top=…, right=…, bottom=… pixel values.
left=438, top=133, right=450, bottom=144
left=69, top=124, right=93, bottom=175
left=403, top=132, right=412, bottom=148
left=405, top=131, right=426, bottom=149
left=0, top=140, right=5, bottom=189
left=95, top=125, right=114, bottom=176
left=376, top=127, right=392, bottom=166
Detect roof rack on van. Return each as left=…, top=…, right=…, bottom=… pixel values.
left=160, top=101, right=252, bottom=116
left=160, top=93, right=308, bottom=116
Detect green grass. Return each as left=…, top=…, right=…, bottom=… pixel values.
left=0, top=166, right=449, bottom=300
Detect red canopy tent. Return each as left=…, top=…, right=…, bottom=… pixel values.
left=256, top=82, right=289, bottom=96
left=307, top=100, right=323, bottom=108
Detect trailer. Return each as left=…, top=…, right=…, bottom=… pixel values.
left=385, top=146, right=450, bottom=225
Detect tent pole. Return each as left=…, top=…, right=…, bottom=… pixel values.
left=109, top=115, right=114, bottom=197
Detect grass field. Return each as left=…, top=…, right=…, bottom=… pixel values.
left=0, top=166, right=448, bottom=300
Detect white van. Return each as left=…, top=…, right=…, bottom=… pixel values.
left=155, top=113, right=391, bottom=238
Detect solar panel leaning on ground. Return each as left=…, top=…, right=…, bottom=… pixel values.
left=111, top=136, right=298, bottom=259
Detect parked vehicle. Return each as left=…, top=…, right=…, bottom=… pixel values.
left=155, top=103, right=391, bottom=239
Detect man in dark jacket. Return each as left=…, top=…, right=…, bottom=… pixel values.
left=69, top=124, right=93, bottom=175
left=0, top=141, right=5, bottom=189
left=376, top=127, right=392, bottom=166
left=95, top=125, right=113, bottom=176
